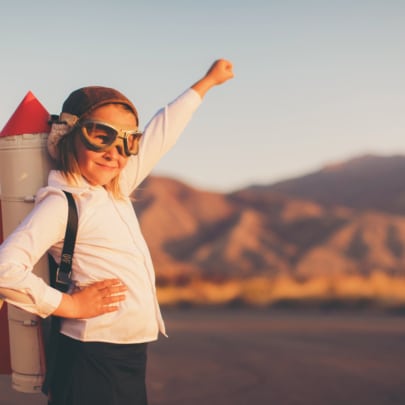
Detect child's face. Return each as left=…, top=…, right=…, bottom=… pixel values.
left=74, top=104, right=138, bottom=186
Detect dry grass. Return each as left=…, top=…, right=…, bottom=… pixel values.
left=157, top=272, right=405, bottom=308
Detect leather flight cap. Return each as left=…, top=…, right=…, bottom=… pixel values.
left=62, top=86, right=139, bottom=125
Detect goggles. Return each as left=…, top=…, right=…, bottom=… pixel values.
left=79, top=120, right=143, bottom=156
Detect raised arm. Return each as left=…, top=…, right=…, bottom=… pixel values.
left=122, top=58, right=234, bottom=192
left=191, top=59, right=234, bottom=98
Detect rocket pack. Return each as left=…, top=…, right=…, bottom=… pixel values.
left=0, top=91, right=53, bottom=393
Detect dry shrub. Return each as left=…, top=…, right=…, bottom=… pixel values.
left=157, top=272, right=405, bottom=307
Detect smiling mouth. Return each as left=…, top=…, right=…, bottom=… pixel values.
left=96, top=163, right=119, bottom=169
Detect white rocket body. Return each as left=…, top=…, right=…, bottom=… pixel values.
left=0, top=92, right=53, bottom=393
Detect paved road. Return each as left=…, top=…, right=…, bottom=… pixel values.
left=147, top=309, right=405, bottom=405
left=1, top=309, right=405, bottom=405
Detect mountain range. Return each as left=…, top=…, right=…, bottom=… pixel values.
left=133, top=154, right=405, bottom=307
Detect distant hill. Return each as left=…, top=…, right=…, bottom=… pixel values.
left=133, top=155, right=405, bottom=308
left=249, top=154, right=405, bottom=215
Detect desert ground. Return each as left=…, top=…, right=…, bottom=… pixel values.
left=1, top=309, right=404, bottom=405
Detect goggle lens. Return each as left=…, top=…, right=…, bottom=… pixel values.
left=80, top=121, right=142, bottom=156
left=82, top=122, right=117, bottom=147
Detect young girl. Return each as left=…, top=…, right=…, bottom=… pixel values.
left=0, top=59, right=234, bottom=404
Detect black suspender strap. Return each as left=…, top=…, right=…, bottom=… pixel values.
left=42, top=190, right=78, bottom=396
left=51, top=191, right=78, bottom=293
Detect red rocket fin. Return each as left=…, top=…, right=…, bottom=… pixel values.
left=0, top=91, right=50, bottom=137
left=0, top=303, right=11, bottom=374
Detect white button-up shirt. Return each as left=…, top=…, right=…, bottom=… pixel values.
left=0, top=89, right=201, bottom=343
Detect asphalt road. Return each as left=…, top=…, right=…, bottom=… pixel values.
left=1, top=309, right=405, bottom=405
left=147, top=309, right=405, bottom=405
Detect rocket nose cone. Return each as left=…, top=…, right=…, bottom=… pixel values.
left=0, top=91, right=50, bottom=137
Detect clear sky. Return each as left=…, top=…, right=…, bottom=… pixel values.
left=1, top=0, right=404, bottom=192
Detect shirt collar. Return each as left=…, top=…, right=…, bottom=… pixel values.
left=48, top=170, right=104, bottom=194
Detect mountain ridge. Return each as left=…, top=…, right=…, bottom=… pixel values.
left=249, top=153, right=405, bottom=215
left=133, top=154, right=405, bottom=307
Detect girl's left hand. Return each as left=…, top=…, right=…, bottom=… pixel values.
left=205, top=59, right=234, bottom=85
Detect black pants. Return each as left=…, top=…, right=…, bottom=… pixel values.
left=49, top=334, right=148, bottom=405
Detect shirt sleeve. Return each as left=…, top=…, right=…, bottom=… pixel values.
left=120, top=88, right=202, bottom=194
left=0, top=190, right=68, bottom=318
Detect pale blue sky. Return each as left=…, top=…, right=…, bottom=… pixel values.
left=1, top=0, right=404, bottom=191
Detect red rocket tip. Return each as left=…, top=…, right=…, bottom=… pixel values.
left=0, top=91, right=50, bottom=137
